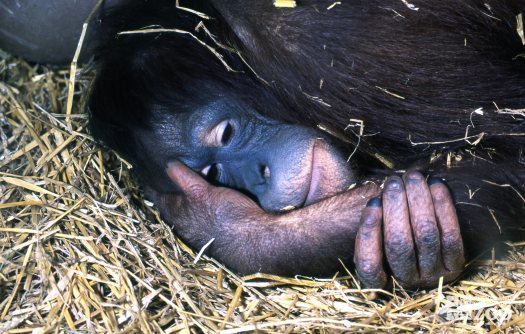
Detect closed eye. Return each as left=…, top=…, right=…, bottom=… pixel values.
left=203, top=120, right=234, bottom=147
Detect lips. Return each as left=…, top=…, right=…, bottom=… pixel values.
left=301, top=139, right=352, bottom=207
left=303, top=141, right=321, bottom=206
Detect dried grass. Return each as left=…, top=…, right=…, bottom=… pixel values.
left=0, top=49, right=524, bottom=333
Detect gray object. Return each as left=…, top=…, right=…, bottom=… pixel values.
left=0, top=0, right=124, bottom=64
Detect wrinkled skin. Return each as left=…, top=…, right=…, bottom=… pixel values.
left=86, top=0, right=525, bottom=289
left=134, top=95, right=464, bottom=287
left=1, top=0, right=521, bottom=290
left=135, top=97, right=355, bottom=211
left=146, top=162, right=464, bottom=288
left=354, top=173, right=464, bottom=288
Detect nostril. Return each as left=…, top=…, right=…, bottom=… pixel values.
left=261, top=165, right=271, bottom=179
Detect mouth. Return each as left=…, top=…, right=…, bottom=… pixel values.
left=300, top=139, right=354, bottom=208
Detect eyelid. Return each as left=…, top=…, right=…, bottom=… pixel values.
left=202, top=119, right=233, bottom=147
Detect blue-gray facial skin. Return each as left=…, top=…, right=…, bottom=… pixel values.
left=137, top=98, right=355, bottom=212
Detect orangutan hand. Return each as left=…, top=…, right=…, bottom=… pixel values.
left=354, top=171, right=465, bottom=289
left=146, top=160, right=379, bottom=275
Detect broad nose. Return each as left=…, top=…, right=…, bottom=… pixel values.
left=224, top=160, right=271, bottom=191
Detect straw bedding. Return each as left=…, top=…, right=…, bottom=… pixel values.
left=0, top=45, right=524, bottom=333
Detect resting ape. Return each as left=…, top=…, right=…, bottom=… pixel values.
left=88, top=0, right=525, bottom=288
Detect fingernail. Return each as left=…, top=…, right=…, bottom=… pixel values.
left=384, top=177, right=402, bottom=190
left=166, top=161, right=182, bottom=181
left=166, top=161, right=179, bottom=169
left=366, top=197, right=382, bottom=207
left=428, top=176, right=444, bottom=186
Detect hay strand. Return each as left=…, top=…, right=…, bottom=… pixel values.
left=1, top=42, right=524, bottom=334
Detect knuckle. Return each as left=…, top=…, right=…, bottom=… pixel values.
left=415, top=220, right=440, bottom=248
left=358, top=229, right=373, bottom=241
left=441, top=231, right=462, bottom=246
left=357, top=262, right=386, bottom=288
left=358, top=260, right=383, bottom=278
left=418, top=235, right=439, bottom=250
left=385, top=234, right=413, bottom=258
left=187, top=183, right=208, bottom=196
left=387, top=232, right=409, bottom=247
left=361, top=213, right=381, bottom=228
left=441, top=236, right=464, bottom=259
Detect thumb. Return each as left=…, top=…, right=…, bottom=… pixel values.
left=166, top=161, right=210, bottom=197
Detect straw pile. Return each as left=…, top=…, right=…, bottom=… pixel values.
left=0, top=48, right=524, bottom=333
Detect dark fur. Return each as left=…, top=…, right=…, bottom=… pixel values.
left=89, top=0, right=525, bottom=260
left=215, top=0, right=525, bottom=157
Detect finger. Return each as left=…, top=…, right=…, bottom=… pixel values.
left=428, top=177, right=465, bottom=272
left=166, top=161, right=211, bottom=197
left=403, top=171, right=442, bottom=278
left=354, top=197, right=387, bottom=288
left=382, top=176, right=418, bottom=284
